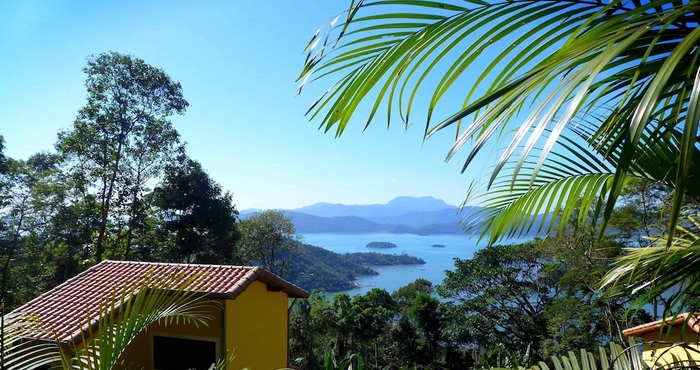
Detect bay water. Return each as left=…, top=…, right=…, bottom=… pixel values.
left=301, top=233, right=489, bottom=296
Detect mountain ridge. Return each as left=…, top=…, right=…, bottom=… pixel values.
left=292, top=196, right=455, bottom=219
left=240, top=196, right=474, bottom=234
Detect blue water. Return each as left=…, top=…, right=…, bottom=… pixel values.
left=301, top=233, right=490, bottom=296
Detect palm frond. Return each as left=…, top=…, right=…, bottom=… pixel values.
left=2, top=271, right=215, bottom=370
left=464, top=133, right=614, bottom=244
left=492, top=339, right=646, bottom=370
left=300, top=0, right=700, bottom=246
left=602, top=211, right=700, bottom=314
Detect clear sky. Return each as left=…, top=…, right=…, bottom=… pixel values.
left=0, top=1, right=494, bottom=210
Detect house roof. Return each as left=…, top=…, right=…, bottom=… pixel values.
left=8, top=260, right=309, bottom=343
left=623, top=312, right=700, bottom=337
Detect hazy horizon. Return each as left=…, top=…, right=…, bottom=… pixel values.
left=1, top=1, right=498, bottom=210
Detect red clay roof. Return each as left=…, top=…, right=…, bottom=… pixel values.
left=623, top=313, right=700, bottom=337
left=9, top=260, right=308, bottom=342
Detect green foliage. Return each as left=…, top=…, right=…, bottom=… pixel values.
left=494, top=339, right=646, bottom=370
left=438, top=235, right=644, bottom=364
left=392, top=277, right=433, bottom=315
left=290, top=233, right=643, bottom=369
left=0, top=136, right=6, bottom=174
left=341, top=251, right=423, bottom=266
left=603, top=210, right=700, bottom=317
left=323, top=352, right=365, bottom=370
left=609, top=179, right=672, bottom=249
left=0, top=53, right=243, bottom=310
left=486, top=343, right=534, bottom=370
left=57, top=51, right=188, bottom=263
left=290, top=283, right=471, bottom=369
left=299, top=0, right=700, bottom=247
left=408, top=292, right=443, bottom=366
left=0, top=152, right=92, bottom=310
left=153, top=158, right=240, bottom=264
left=239, top=210, right=301, bottom=279
left=365, top=241, right=396, bottom=249
left=289, top=243, right=424, bottom=293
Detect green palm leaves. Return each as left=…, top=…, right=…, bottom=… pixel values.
left=299, top=0, right=700, bottom=243
left=299, top=0, right=700, bottom=312
left=2, top=273, right=215, bottom=370
left=603, top=211, right=700, bottom=314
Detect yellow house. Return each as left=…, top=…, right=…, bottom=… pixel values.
left=7, top=260, right=309, bottom=370
left=623, top=312, right=700, bottom=369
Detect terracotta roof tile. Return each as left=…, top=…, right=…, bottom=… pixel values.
left=8, top=260, right=308, bottom=343
left=623, top=312, right=700, bottom=337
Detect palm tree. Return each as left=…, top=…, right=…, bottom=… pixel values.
left=2, top=272, right=223, bottom=370
left=297, top=0, right=700, bottom=312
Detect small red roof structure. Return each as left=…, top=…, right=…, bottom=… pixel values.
left=623, top=313, right=700, bottom=337
left=10, top=260, right=308, bottom=343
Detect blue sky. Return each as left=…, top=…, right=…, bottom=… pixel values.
left=0, top=1, right=495, bottom=210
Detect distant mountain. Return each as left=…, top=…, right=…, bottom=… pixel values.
left=292, top=196, right=454, bottom=220
left=240, top=197, right=475, bottom=234
left=282, top=211, right=415, bottom=233
left=385, top=196, right=453, bottom=212
left=240, top=196, right=552, bottom=236
left=368, top=206, right=480, bottom=227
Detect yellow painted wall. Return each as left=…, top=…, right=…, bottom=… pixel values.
left=116, top=300, right=224, bottom=370
left=225, top=281, right=289, bottom=370
left=114, top=282, right=289, bottom=370
left=641, top=328, right=700, bottom=369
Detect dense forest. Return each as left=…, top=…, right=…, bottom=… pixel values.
left=290, top=244, right=425, bottom=292
left=290, top=233, right=655, bottom=370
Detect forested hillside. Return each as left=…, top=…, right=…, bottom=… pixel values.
left=289, top=243, right=424, bottom=292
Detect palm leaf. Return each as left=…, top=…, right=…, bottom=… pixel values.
left=602, top=211, right=700, bottom=314
left=299, top=0, right=700, bottom=248
left=494, top=339, right=646, bottom=370
left=2, top=270, right=215, bottom=370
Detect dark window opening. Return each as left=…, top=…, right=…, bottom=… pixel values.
left=153, top=335, right=217, bottom=370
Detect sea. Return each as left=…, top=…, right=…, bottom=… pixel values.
left=301, top=232, right=528, bottom=296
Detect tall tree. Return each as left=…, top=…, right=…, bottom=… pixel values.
left=608, top=179, right=674, bottom=319
left=238, top=210, right=301, bottom=278
left=153, top=159, right=240, bottom=264
left=0, top=136, right=6, bottom=174
left=351, top=288, right=395, bottom=368
left=408, top=292, right=443, bottom=366
left=439, top=241, right=551, bottom=359
left=391, top=277, right=433, bottom=316
left=58, top=52, right=188, bottom=262
left=438, top=236, right=641, bottom=362
left=298, top=0, right=700, bottom=310
left=0, top=151, right=88, bottom=309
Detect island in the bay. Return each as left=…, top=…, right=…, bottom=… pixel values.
left=431, top=244, right=446, bottom=248
left=366, top=241, right=397, bottom=249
